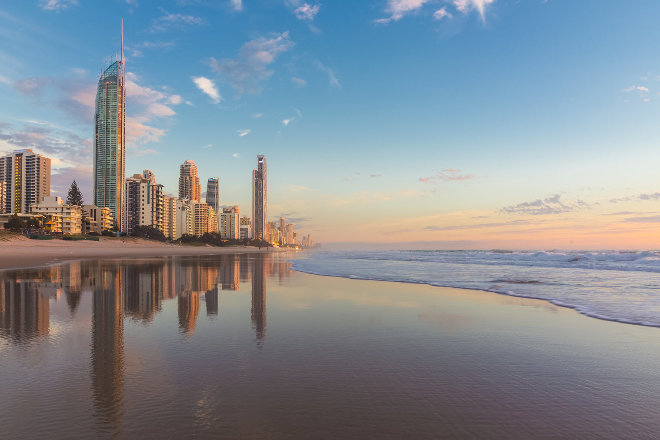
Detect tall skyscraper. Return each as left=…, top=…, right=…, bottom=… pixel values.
left=179, top=160, right=201, bottom=202
left=252, top=155, right=267, bottom=240
left=206, top=178, right=219, bottom=213
left=93, top=21, right=126, bottom=229
left=0, top=149, right=51, bottom=213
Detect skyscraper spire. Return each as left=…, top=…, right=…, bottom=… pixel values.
left=121, top=18, right=124, bottom=68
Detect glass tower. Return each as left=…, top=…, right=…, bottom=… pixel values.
left=93, top=22, right=125, bottom=229
left=252, top=155, right=267, bottom=240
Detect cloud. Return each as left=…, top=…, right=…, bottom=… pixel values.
left=294, top=3, right=320, bottom=21
left=149, top=13, right=204, bottom=32
left=192, top=76, right=221, bottom=103
left=252, top=113, right=263, bottom=118
left=370, top=174, right=382, bottom=178
left=39, top=0, right=78, bottom=11
left=622, top=85, right=650, bottom=93
left=289, top=185, right=311, bottom=191
left=375, top=0, right=431, bottom=24
left=610, top=192, right=660, bottom=203
left=282, top=118, right=294, bottom=126
left=230, top=0, right=242, bottom=11
left=500, top=194, right=589, bottom=216
left=209, top=32, right=294, bottom=94
left=315, top=61, right=341, bottom=88
left=453, top=0, right=496, bottom=22
left=291, top=77, right=307, bottom=87
left=639, top=192, right=660, bottom=201
left=433, top=7, right=452, bottom=20
left=232, top=152, right=239, bottom=158
left=425, top=219, right=536, bottom=231
left=126, top=41, right=176, bottom=58
left=623, top=215, right=660, bottom=223
left=419, top=168, right=475, bottom=183
left=237, top=129, right=251, bottom=137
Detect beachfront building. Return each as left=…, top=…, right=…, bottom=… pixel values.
left=220, top=206, right=240, bottom=239
left=163, top=195, right=177, bottom=239
left=83, top=205, right=113, bottom=234
left=251, top=155, right=267, bottom=240
left=93, top=27, right=126, bottom=230
left=268, top=220, right=279, bottom=245
left=206, top=178, right=219, bottom=213
left=286, top=224, right=294, bottom=246
left=0, top=149, right=51, bottom=214
left=0, top=181, right=5, bottom=214
left=176, top=199, right=193, bottom=237
left=30, top=196, right=82, bottom=235
left=179, top=160, right=201, bottom=202
left=122, top=173, right=164, bottom=235
left=192, top=201, right=217, bottom=236
left=239, top=216, right=251, bottom=240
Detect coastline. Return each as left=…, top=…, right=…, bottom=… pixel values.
left=0, top=236, right=282, bottom=271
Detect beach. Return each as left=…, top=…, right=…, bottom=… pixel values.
left=0, top=235, right=279, bottom=270
left=2, top=253, right=660, bottom=439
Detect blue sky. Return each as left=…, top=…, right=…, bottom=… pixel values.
left=1, top=0, right=660, bottom=247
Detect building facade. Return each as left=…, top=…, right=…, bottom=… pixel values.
left=251, top=155, right=267, bottom=240
left=220, top=206, right=240, bottom=239
left=93, top=37, right=126, bottom=230
left=239, top=216, right=251, bottom=240
left=30, top=196, right=82, bottom=235
left=0, top=149, right=51, bottom=214
left=206, top=178, right=219, bottom=213
left=83, top=205, right=113, bottom=234
left=0, top=181, right=5, bottom=214
left=122, top=173, right=163, bottom=235
left=192, top=201, right=217, bottom=237
left=179, top=160, right=201, bottom=202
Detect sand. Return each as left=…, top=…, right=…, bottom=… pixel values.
left=0, top=234, right=279, bottom=270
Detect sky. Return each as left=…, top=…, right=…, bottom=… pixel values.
left=1, top=0, right=660, bottom=249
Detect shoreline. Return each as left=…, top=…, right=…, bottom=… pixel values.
left=0, top=236, right=282, bottom=271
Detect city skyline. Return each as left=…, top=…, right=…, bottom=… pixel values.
left=1, top=2, right=660, bottom=247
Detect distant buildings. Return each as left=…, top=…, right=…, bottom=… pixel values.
left=239, top=216, right=251, bottom=240
left=206, top=178, right=219, bottom=213
left=179, top=160, right=201, bottom=202
left=220, top=205, right=240, bottom=239
left=29, top=196, right=82, bottom=235
left=93, top=32, right=126, bottom=230
left=252, top=155, right=267, bottom=240
left=0, top=149, right=51, bottom=214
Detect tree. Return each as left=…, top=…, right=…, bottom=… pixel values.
left=66, top=180, right=84, bottom=206
left=6, top=215, right=25, bottom=230
left=131, top=225, right=167, bottom=242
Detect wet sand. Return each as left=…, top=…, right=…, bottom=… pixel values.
left=0, top=235, right=279, bottom=270
left=2, top=254, right=660, bottom=439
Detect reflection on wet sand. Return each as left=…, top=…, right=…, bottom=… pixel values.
left=0, top=254, right=291, bottom=436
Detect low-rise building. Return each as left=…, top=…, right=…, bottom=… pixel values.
left=29, top=196, right=82, bottom=235
left=239, top=216, right=251, bottom=240
left=83, top=205, right=113, bottom=234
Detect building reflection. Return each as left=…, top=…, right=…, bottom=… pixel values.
left=90, top=262, right=124, bottom=434
left=0, top=274, right=50, bottom=342
left=251, top=254, right=267, bottom=341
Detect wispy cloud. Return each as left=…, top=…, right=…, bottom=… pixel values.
left=375, top=0, right=431, bottom=24
left=282, top=118, right=294, bottom=126
left=433, top=7, right=452, bottom=20
left=623, top=215, right=660, bottom=223
left=192, top=76, right=221, bottom=103
left=425, top=219, right=537, bottom=231
left=291, top=77, right=307, bottom=87
left=610, top=192, right=660, bottom=203
left=209, top=32, right=294, bottom=93
left=294, top=3, right=320, bottom=21
left=453, top=0, right=496, bottom=22
left=419, top=168, right=475, bottom=183
left=126, top=41, right=176, bottom=58
left=252, top=113, right=263, bottom=118
left=370, top=174, right=382, bottom=178
left=622, top=85, right=649, bottom=93
left=315, top=61, right=341, bottom=88
left=501, top=194, right=589, bottom=216
left=237, top=129, right=251, bottom=137
left=149, top=13, right=204, bottom=32
left=39, top=0, right=78, bottom=11
left=232, top=152, right=239, bottom=158
left=230, top=0, right=242, bottom=11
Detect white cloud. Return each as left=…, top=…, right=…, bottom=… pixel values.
left=230, top=0, right=242, bottom=11
left=291, top=77, right=307, bottom=87
left=252, top=113, right=263, bottom=118
left=433, top=7, right=452, bottom=20
left=39, top=0, right=77, bottom=11
left=315, top=61, right=341, bottom=88
left=282, top=118, right=294, bottom=126
left=149, top=13, right=204, bottom=32
left=622, top=85, right=649, bottom=93
left=453, top=0, right=496, bottom=22
left=376, top=0, right=430, bottom=24
left=294, top=3, right=320, bottom=21
left=237, top=129, right=251, bottom=137
left=209, top=32, right=294, bottom=93
left=192, top=76, right=221, bottom=103
left=168, top=94, right=183, bottom=105
left=232, top=152, right=239, bottom=158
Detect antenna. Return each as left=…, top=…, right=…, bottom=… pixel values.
left=121, top=17, right=124, bottom=66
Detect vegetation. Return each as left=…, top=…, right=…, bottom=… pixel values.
left=66, top=180, right=84, bottom=206
left=176, top=232, right=272, bottom=248
left=130, top=225, right=167, bottom=242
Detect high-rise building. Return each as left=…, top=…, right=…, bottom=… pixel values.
left=122, top=173, right=164, bottom=235
left=252, top=155, right=267, bottom=240
left=220, top=205, right=240, bottom=239
left=179, top=160, right=201, bottom=202
left=163, top=195, right=177, bottom=239
left=206, top=178, right=219, bottom=213
left=0, top=181, right=5, bottom=214
left=142, top=169, right=155, bottom=183
left=0, top=149, right=51, bottom=214
left=192, top=201, right=216, bottom=236
left=286, top=224, right=294, bottom=246
left=239, top=216, right=251, bottom=240
left=93, top=22, right=126, bottom=230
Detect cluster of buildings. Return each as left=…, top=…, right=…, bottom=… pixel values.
left=0, top=25, right=313, bottom=247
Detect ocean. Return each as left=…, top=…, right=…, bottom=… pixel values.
left=291, top=249, right=660, bottom=327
